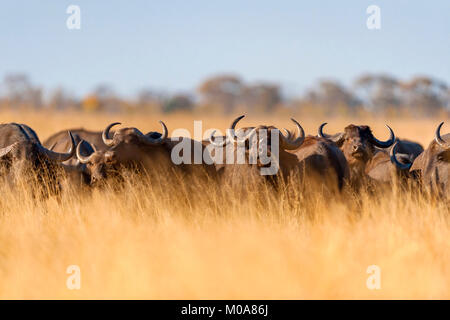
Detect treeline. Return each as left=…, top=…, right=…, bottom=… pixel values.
left=0, top=73, right=448, bottom=117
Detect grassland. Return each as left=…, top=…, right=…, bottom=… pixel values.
left=0, top=109, right=448, bottom=299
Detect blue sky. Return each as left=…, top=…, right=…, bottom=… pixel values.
left=0, top=0, right=448, bottom=97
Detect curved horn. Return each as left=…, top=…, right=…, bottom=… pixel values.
left=230, top=115, right=245, bottom=132
left=76, top=140, right=96, bottom=164
left=143, top=121, right=168, bottom=145
left=39, top=131, right=76, bottom=162
left=435, top=122, right=450, bottom=149
left=317, top=122, right=327, bottom=138
left=318, top=123, right=345, bottom=144
left=226, top=115, right=261, bottom=145
left=226, top=115, right=247, bottom=143
left=102, top=122, right=121, bottom=146
left=370, top=125, right=395, bottom=148
left=209, top=115, right=247, bottom=146
left=0, top=142, right=19, bottom=158
left=281, top=128, right=291, bottom=140
left=48, top=141, right=57, bottom=150
left=390, top=141, right=412, bottom=170
left=280, top=118, right=305, bottom=150
left=209, top=130, right=228, bottom=147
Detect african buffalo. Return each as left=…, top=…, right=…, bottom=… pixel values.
left=69, top=121, right=216, bottom=185
left=392, top=122, right=449, bottom=197
left=317, top=123, right=423, bottom=188
left=0, top=123, right=75, bottom=192
left=44, top=128, right=111, bottom=154
left=44, top=128, right=115, bottom=185
left=208, top=115, right=349, bottom=193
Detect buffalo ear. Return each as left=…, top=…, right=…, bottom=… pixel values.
left=410, top=152, right=425, bottom=172
left=327, top=132, right=345, bottom=147
left=335, top=136, right=345, bottom=147
left=437, top=150, right=450, bottom=162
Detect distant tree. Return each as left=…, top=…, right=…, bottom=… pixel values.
left=2, top=73, right=43, bottom=108
left=136, top=88, right=166, bottom=112
left=353, top=73, right=400, bottom=111
left=163, top=94, right=194, bottom=113
left=81, top=95, right=100, bottom=112
left=48, top=87, right=78, bottom=110
left=399, top=76, right=448, bottom=116
left=197, top=74, right=243, bottom=113
left=84, top=84, right=121, bottom=112
left=240, top=83, right=281, bottom=112
left=304, top=80, right=360, bottom=115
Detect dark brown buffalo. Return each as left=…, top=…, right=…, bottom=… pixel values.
left=71, top=121, right=216, bottom=185
left=44, top=128, right=110, bottom=153
left=43, top=128, right=114, bottom=185
left=208, top=116, right=349, bottom=192
left=317, top=123, right=423, bottom=187
left=359, top=138, right=424, bottom=184
left=44, top=126, right=164, bottom=185
left=0, top=123, right=75, bottom=191
left=393, top=122, right=449, bottom=197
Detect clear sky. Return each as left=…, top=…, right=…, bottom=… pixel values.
left=0, top=0, right=448, bottom=97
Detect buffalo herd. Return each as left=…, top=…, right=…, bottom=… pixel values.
left=0, top=116, right=448, bottom=198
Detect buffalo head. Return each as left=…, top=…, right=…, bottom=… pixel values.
left=209, top=115, right=305, bottom=150
left=75, top=121, right=169, bottom=184
left=318, top=123, right=395, bottom=166
left=0, top=129, right=76, bottom=168
left=208, top=115, right=305, bottom=178
left=0, top=125, right=76, bottom=194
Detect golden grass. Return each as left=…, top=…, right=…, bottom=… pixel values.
left=0, top=110, right=448, bottom=299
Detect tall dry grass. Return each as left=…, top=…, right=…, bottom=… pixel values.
left=0, top=110, right=448, bottom=299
